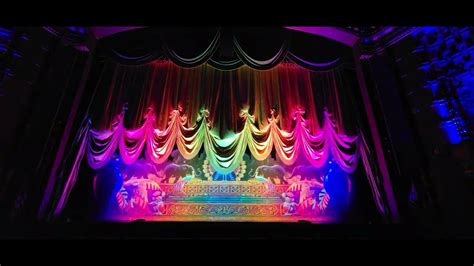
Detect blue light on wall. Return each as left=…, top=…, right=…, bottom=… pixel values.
left=68, top=27, right=87, bottom=34
left=413, top=27, right=474, bottom=144
left=0, top=27, right=21, bottom=91
left=441, top=119, right=463, bottom=144
left=432, top=99, right=452, bottom=119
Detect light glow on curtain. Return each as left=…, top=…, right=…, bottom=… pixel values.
left=87, top=106, right=360, bottom=174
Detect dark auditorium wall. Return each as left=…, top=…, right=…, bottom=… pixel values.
left=0, top=27, right=88, bottom=221
left=362, top=29, right=474, bottom=225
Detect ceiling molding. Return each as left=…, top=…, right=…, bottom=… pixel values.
left=360, top=27, right=421, bottom=59
left=90, top=27, right=146, bottom=40
left=344, top=26, right=385, bottom=37
left=285, top=26, right=359, bottom=47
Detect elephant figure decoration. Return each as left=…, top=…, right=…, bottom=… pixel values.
left=161, top=163, right=195, bottom=184
left=253, top=165, right=289, bottom=185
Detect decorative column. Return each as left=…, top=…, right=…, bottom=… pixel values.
left=353, top=42, right=400, bottom=222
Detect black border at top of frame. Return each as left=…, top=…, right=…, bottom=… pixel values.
left=2, top=1, right=474, bottom=26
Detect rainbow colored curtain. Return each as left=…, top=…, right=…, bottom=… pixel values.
left=87, top=60, right=362, bottom=172
left=53, top=60, right=387, bottom=217
left=87, top=107, right=359, bottom=174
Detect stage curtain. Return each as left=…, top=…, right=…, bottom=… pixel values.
left=164, top=30, right=221, bottom=68
left=84, top=60, right=361, bottom=174
left=287, top=52, right=343, bottom=71
left=207, top=57, right=244, bottom=71
left=99, top=28, right=165, bottom=66
left=86, top=105, right=360, bottom=175
left=232, top=36, right=289, bottom=70
left=90, top=61, right=356, bottom=136
left=51, top=59, right=390, bottom=218
left=96, top=28, right=345, bottom=71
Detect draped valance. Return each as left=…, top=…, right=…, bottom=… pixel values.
left=96, top=27, right=351, bottom=71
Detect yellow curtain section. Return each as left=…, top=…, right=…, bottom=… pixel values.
left=176, top=112, right=206, bottom=160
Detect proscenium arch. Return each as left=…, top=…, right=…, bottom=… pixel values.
left=90, top=26, right=360, bottom=47
left=284, top=27, right=360, bottom=47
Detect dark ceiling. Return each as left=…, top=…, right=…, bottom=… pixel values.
left=343, top=26, right=386, bottom=37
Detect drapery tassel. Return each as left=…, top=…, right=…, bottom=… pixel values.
left=53, top=119, right=91, bottom=217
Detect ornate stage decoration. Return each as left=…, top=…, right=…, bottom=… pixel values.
left=69, top=103, right=387, bottom=222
